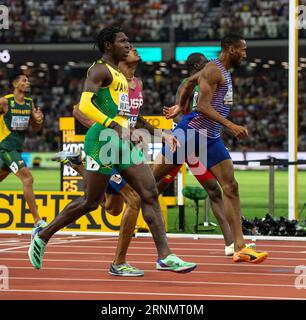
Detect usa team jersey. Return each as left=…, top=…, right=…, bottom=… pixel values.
left=188, top=58, right=233, bottom=138
left=128, top=77, right=143, bottom=127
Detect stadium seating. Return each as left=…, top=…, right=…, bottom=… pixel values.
left=0, top=0, right=292, bottom=43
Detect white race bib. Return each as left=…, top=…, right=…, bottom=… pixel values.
left=224, top=85, right=233, bottom=106
left=86, top=156, right=100, bottom=171
left=192, top=91, right=198, bottom=110
left=110, top=174, right=122, bottom=184
left=129, top=115, right=138, bottom=128
left=11, top=116, right=30, bottom=130
left=9, top=162, right=19, bottom=174
left=118, top=93, right=130, bottom=115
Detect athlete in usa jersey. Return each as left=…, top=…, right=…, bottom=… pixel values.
left=154, top=34, right=268, bottom=264
left=157, top=53, right=234, bottom=250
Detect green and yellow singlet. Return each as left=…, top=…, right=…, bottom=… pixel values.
left=84, top=60, right=145, bottom=175
left=88, top=60, right=129, bottom=126
left=0, top=94, right=33, bottom=151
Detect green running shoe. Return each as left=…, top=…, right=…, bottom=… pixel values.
left=109, top=263, right=144, bottom=277
left=28, top=231, right=46, bottom=270
left=156, top=254, right=197, bottom=273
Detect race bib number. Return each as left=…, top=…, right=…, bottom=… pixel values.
left=11, top=116, right=30, bottom=130
left=129, top=115, right=138, bottom=128
left=224, top=85, right=233, bottom=106
left=192, top=91, right=198, bottom=111
left=9, top=162, right=19, bottom=174
left=110, top=174, right=122, bottom=185
left=118, top=93, right=130, bottom=116
left=86, top=156, right=100, bottom=171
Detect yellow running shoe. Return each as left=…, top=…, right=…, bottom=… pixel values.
left=233, top=247, right=268, bottom=264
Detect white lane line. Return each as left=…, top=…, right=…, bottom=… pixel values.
left=0, top=257, right=301, bottom=269
left=0, top=289, right=304, bottom=300
left=0, top=242, right=27, bottom=246
left=2, top=250, right=305, bottom=261
left=6, top=266, right=296, bottom=277
left=1, top=240, right=305, bottom=255
left=0, top=240, right=22, bottom=244
left=0, top=245, right=30, bottom=253
left=0, top=237, right=117, bottom=252
left=50, top=237, right=116, bottom=244
left=13, top=244, right=303, bottom=255
left=1, top=236, right=306, bottom=249
left=71, top=239, right=306, bottom=248
left=6, top=276, right=298, bottom=289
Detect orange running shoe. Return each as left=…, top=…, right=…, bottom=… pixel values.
left=233, top=246, right=268, bottom=264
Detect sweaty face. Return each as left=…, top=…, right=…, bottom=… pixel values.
left=14, top=75, right=30, bottom=92
left=112, top=32, right=131, bottom=61
left=230, top=40, right=247, bottom=68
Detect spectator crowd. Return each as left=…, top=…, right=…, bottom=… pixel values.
left=0, top=0, right=299, bottom=43
left=1, top=61, right=305, bottom=152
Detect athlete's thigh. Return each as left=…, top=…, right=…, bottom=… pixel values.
left=151, top=152, right=181, bottom=182
left=104, top=193, right=124, bottom=214
left=187, top=156, right=218, bottom=189
left=84, top=171, right=111, bottom=203
left=15, top=166, right=33, bottom=181
left=0, top=168, right=10, bottom=182
left=119, top=163, right=156, bottom=198
left=209, top=159, right=236, bottom=186
left=119, top=183, right=140, bottom=203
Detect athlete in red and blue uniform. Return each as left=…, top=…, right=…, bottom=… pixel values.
left=154, top=34, right=268, bottom=264
left=157, top=53, right=234, bottom=253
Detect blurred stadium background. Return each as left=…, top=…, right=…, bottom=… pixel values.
left=1, top=0, right=306, bottom=234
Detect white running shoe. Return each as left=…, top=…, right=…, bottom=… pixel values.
left=225, top=242, right=256, bottom=256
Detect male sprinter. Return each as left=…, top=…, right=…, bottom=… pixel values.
left=156, top=34, right=268, bottom=263
left=158, top=53, right=234, bottom=254
left=59, top=45, right=177, bottom=276
left=28, top=26, right=196, bottom=273
left=0, top=74, right=46, bottom=228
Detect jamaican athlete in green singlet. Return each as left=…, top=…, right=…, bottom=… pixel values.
left=84, top=60, right=145, bottom=175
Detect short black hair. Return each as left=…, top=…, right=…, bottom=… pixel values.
left=10, top=73, right=24, bottom=84
left=95, top=25, right=123, bottom=53
left=221, top=34, right=244, bottom=50
left=186, top=53, right=207, bottom=67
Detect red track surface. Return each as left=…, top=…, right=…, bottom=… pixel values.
left=0, top=234, right=306, bottom=300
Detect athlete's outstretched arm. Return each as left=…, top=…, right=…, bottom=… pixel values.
left=196, top=64, right=248, bottom=139
left=163, top=71, right=201, bottom=120
left=178, top=70, right=202, bottom=110
left=73, top=104, right=94, bottom=128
